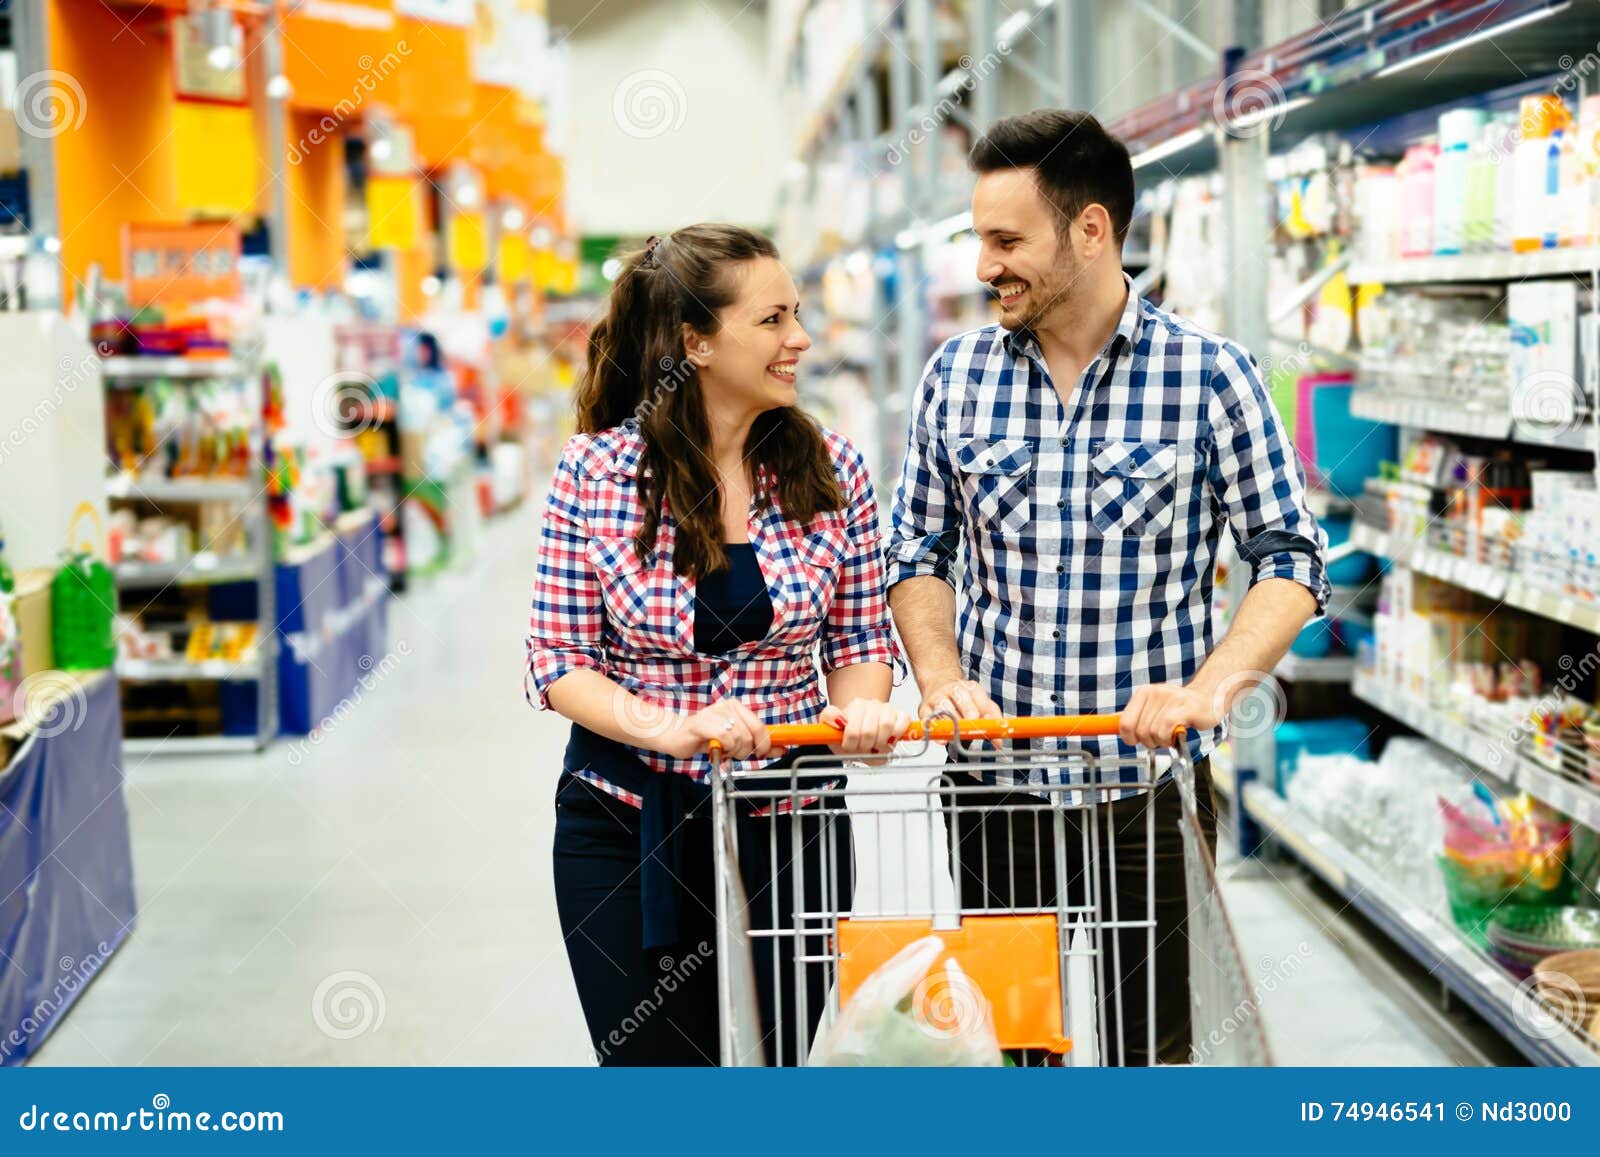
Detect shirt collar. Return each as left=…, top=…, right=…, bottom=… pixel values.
left=1000, top=271, right=1141, bottom=362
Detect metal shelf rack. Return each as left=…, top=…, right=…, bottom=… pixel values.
left=102, top=351, right=278, bottom=755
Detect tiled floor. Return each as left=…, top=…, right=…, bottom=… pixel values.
left=33, top=502, right=1457, bottom=1066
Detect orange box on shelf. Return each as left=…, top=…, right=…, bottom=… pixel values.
left=123, top=222, right=241, bottom=308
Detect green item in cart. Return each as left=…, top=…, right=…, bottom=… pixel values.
left=50, top=503, right=116, bottom=670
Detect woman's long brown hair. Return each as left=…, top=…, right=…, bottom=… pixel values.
left=575, top=223, right=845, bottom=579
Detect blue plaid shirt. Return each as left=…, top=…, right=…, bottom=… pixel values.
left=888, top=275, right=1329, bottom=785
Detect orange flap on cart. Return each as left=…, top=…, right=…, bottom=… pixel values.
left=837, top=916, right=1071, bottom=1054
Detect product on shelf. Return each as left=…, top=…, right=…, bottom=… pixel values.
left=1354, top=88, right=1598, bottom=262
left=1441, top=790, right=1572, bottom=949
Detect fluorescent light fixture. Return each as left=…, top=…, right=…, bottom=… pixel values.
left=1375, top=5, right=1563, bottom=79
left=421, top=275, right=442, bottom=296
left=1130, top=127, right=1207, bottom=171
left=369, top=137, right=394, bottom=162
left=601, top=258, right=622, bottom=281
left=927, top=210, right=973, bottom=238
left=1225, top=95, right=1311, bottom=132
left=844, top=250, right=870, bottom=276
left=501, top=207, right=525, bottom=230
left=529, top=226, right=554, bottom=248
left=996, top=10, right=1032, bottom=47
left=894, top=227, right=920, bottom=250
left=266, top=74, right=292, bottom=100
left=455, top=183, right=479, bottom=208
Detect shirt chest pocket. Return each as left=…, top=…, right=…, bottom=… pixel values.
left=586, top=536, right=657, bottom=631
left=955, top=437, right=1032, bottom=534
left=1089, top=440, right=1180, bottom=536
left=784, top=523, right=851, bottom=621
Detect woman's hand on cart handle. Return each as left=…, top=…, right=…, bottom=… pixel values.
left=1118, top=683, right=1216, bottom=749
left=668, top=698, right=772, bottom=761
left=818, top=700, right=916, bottom=757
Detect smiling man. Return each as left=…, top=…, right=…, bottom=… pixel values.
left=887, top=109, right=1329, bottom=1064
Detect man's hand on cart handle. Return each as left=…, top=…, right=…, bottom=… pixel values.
left=817, top=700, right=916, bottom=756
left=917, top=677, right=1003, bottom=748
left=1118, top=683, right=1217, bottom=749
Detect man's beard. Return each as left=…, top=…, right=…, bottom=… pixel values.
left=1011, top=247, right=1081, bottom=331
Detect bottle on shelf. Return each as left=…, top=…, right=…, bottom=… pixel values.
left=1462, top=117, right=1498, bottom=253
left=1512, top=94, right=1565, bottom=254
left=1572, top=93, right=1600, bottom=249
left=1436, top=109, right=1486, bottom=256
left=1400, top=140, right=1439, bottom=258
left=1493, top=113, right=1520, bottom=253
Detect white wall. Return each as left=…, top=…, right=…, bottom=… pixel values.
left=550, top=0, right=778, bottom=236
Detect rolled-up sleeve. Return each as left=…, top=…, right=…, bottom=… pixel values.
left=888, top=350, right=961, bottom=591
left=1206, top=343, right=1330, bottom=616
left=524, top=438, right=608, bottom=708
left=821, top=442, right=906, bottom=681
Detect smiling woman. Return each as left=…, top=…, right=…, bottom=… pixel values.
left=526, top=223, right=910, bottom=1066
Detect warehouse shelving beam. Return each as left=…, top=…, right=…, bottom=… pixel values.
left=1130, top=0, right=1215, bottom=62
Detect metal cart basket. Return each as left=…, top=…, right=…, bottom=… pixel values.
left=711, top=713, right=1271, bottom=1067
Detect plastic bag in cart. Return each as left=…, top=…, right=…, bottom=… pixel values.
left=808, top=936, right=1002, bottom=1067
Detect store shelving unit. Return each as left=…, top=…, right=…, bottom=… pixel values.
left=1350, top=672, right=1600, bottom=831
left=1349, top=248, right=1600, bottom=286
left=1349, top=521, right=1600, bottom=637
left=1055, top=0, right=1600, bottom=1067
left=102, top=352, right=278, bottom=754
left=1240, top=778, right=1600, bottom=1068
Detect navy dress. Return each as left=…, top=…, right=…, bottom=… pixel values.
left=551, top=544, right=851, bottom=1067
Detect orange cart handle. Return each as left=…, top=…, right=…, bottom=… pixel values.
left=758, top=713, right=1126, bottom=751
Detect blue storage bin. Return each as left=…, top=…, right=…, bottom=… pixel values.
left=1321, top=515, right=1375, bottom=585
left=1274, top=717, right=1372, bottom=795
left=1289, top=616, right=1338, bottom=659
left=1308, top=383, right=1397, bottom=498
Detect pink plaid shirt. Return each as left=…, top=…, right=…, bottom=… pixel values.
left=524, top=421, right=904, bottom=806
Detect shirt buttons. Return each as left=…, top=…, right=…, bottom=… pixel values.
left=1052, top=629, right=1061, bottom=639
left=1056, top=499, right=1066, bottom=509
left=1056, top=564, right=1065, bottom=573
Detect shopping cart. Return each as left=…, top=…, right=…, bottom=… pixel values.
left=710, top=713, right=1271, bottom=1067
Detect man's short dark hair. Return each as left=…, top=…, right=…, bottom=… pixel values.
left=969, top=110, right=1134, bottom=246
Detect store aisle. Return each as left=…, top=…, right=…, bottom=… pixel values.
left=35, top=502, right=1457, bottom=1066
left=35, top=502, right=593, bottom=1065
